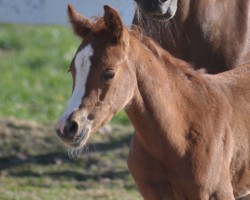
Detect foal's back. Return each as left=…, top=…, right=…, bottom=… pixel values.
left=212, top=63, right=250, bottom=99
left=207, top=63, right=250, bottom=118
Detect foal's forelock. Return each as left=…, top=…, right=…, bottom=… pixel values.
left=57, top=44, right=93, bottom=133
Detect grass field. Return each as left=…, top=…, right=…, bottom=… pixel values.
left=0, top=24, right=139, bottom=200
left=0, top=24, right=129, bottom=125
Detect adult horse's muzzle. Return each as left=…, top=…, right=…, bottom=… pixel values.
left=56, top=111, right=92, bottom=147
left=135, top=0, right=178, bottom=20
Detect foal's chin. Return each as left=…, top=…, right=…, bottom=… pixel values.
left=59, top=127, right=92, bottom=149
left=72, top=128, right=92, bottom=148
left=62, top=120, right=112, bottom=149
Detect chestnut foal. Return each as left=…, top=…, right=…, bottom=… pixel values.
left=57, top=4, right=250, bottom=200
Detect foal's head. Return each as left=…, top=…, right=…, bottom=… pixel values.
left=57, top=5, right=135, bottom=148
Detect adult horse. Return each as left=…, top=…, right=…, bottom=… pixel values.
left=133, top=0, right=250, bottom=74
left=57, top=4, right=250, bottom=200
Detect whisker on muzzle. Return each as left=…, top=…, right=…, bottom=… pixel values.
left=68, top=146, right=84, bottom=160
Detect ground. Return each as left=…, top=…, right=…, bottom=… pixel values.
left=0, top=118, right=141, bottom=200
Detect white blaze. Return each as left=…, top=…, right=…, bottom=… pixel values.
left=57, top=44, right=93, bottom=133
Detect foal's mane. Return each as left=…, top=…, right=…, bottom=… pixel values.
left=129, top=25, right=203, bottom=78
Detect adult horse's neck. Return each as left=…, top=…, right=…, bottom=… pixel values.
left=125, top=34, right=208, bottom=158
left=133, top=0, right=250, bottom=73
left=133, top=10, right=187, bottom=59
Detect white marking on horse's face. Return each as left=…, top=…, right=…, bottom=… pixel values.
left=57, top=44, right=93, bottom=133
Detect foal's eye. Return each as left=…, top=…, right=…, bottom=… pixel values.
left=103, top=69, right=115, bottom=81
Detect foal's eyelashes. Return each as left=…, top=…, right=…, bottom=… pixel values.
left=102, top=69, right=116, bottom=81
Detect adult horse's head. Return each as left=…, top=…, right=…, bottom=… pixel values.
left=57, top=4, right=135, bottom=148
left=134, top=0, right=178, bottom=20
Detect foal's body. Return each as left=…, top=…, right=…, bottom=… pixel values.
left=57, top=5, right=250, bottom=200
left=133, top=0, right=250, bottom=74
left=133, top=1, right=250, bottom=199
left=126, top=38, right=250, bottom=198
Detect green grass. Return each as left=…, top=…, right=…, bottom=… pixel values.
left=0, top=24, right=129, bottom=125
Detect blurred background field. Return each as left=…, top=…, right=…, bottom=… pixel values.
left=0, top=23, right=140, bottom=200
left=0, top=24, right=130, bottom=125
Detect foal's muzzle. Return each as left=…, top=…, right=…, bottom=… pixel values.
left=56, top=112, right=91, bottom=147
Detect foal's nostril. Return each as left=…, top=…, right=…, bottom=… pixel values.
left=67, top=120, right=79, bottom=137
left=56, top=128, right=62, bottom=136
left=159, top=0, right=168, bottom=2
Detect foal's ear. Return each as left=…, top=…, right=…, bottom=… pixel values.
left=103, top=5, right=124, bottom=41
left=68, top=4, right=93, bottom=38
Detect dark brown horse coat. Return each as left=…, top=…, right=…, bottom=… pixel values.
left=133, top=0, right=250, bottom=74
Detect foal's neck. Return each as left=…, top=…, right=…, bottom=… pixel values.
left=125, top=35, right=202, bottom=156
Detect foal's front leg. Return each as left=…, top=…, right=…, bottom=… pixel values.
left=127, top=135, right=176, bottom=200
left=208, top=171, right=235, bottom=200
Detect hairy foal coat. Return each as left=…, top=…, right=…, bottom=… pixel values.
left=57, top=4, right=250, bottom=200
